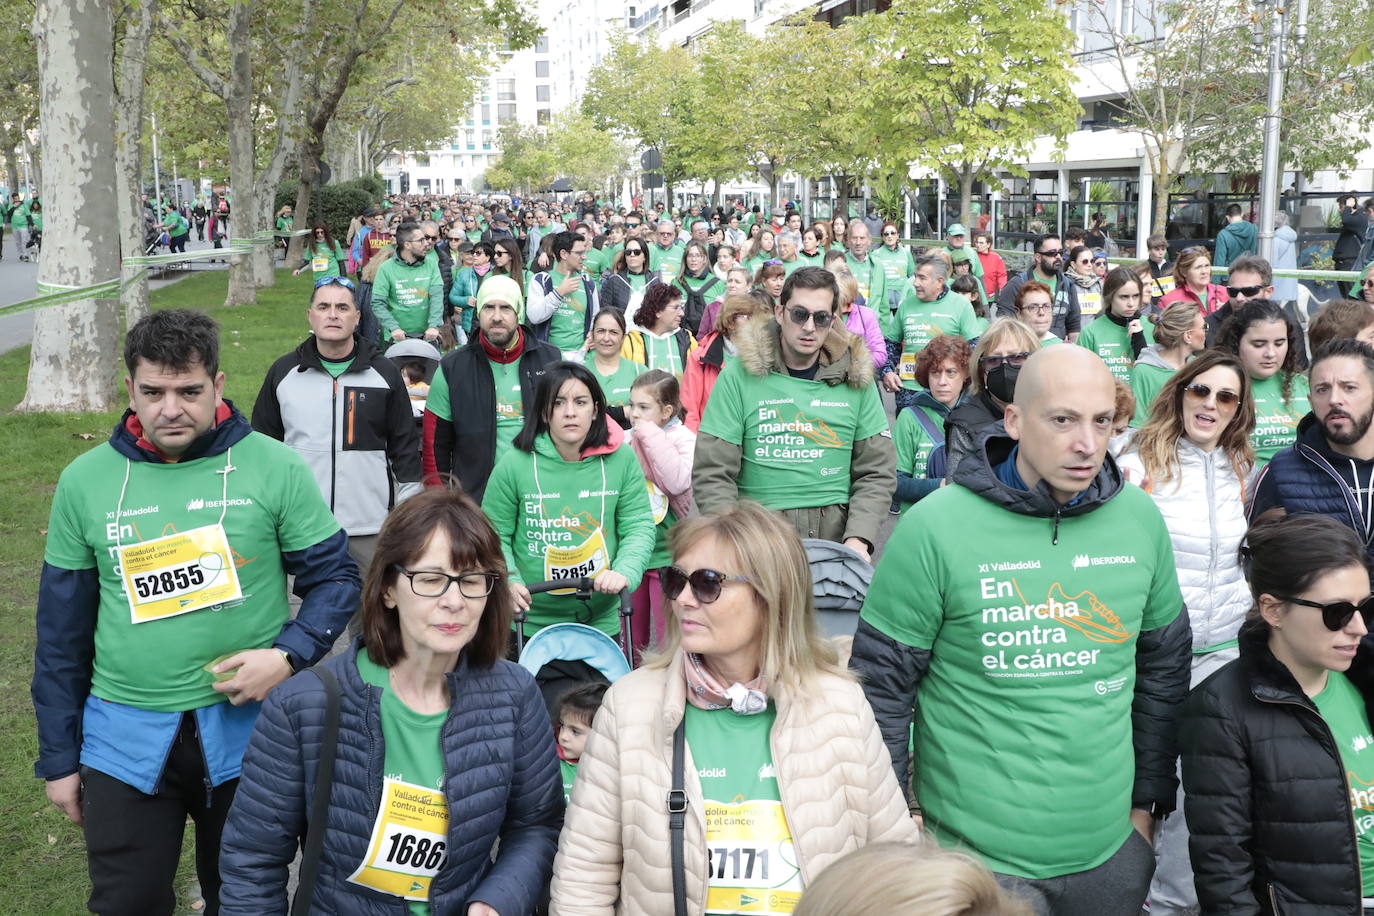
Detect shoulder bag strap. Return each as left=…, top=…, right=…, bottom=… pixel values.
left=905, top=405, right=946, bottom=445
left=669, top=719, right=689, bottom=916
left=292, top=666, right=342, bottom=916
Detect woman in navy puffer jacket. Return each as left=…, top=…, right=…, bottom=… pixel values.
left=219, top=488, right=563, bottom=915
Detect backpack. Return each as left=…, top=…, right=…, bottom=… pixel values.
left=677, top=275, right=721, bottom=337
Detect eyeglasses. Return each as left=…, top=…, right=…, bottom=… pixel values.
left=979, top=352, right=1032, bottom=369
left=784, top=305, right=835, bottom=328
left=493, top=250, right=509, bottom=257
left=447, top=236, right=464, bottom=242
left=1037, top=249, right=1062, bottom=258
left=1226, top=285, right=1264, bottom=298
left=1018, top=303, right=1052, bottom=314
left=393, top=565, right=500, bottom=599
left=1362, top=279, right=1374, bottom=288
left=662, top=565, right=751, bottom=604
left=1276, top=594, right=1374, bottom=632
left=625, top=249, right=645, bottom=256
left=1183, top=383, right=1240, bottom=408
left=314, top=276, right=356, bottom=290
left=424, top=234, right=439, bottom=241
left=626, top=222, right=641, bottom=228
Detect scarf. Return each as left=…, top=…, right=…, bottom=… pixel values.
left=480, top=327, right=525, bottom=364
left=684, top=652, right=769, bottom=715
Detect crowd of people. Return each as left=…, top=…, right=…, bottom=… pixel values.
left=28, top=189, right=1374, bottom=916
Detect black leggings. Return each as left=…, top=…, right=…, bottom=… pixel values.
left=81, top=713, right=238, bottom=916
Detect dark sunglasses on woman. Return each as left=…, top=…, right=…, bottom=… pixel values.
left=662, top=566, right=751, bottom=604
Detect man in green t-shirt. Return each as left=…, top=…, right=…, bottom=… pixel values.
left=880, top=255, right=981, bottom=410
left=695, top=266, right=895, bottom=562
left=32, top=310, right=361, bottom=915
left=372, top=223, right=444, bottom=343
left=852, top=345, right=1191, bottom=914
left=649, top=220, right=686, bottom=283
left=528, top=230, right=599, bottom=353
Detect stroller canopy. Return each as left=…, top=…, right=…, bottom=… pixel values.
left=803, top=538, right=873, bottom=612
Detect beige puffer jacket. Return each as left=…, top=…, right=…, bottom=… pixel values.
left=549, top=652, right=919, bottom=915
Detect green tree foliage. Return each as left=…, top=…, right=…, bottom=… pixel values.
left=851, top=0, right=1080, bottom=227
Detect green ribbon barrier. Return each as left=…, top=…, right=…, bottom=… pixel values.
left=1, top=230, right=311, bottom=318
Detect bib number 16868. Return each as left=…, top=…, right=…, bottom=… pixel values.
left=384, top=832, right=446, bottom=872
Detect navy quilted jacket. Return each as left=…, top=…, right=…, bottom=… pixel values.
left=219, top=644, right=563, bottom=915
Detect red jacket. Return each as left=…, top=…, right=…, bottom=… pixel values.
left=681, top=331, right=728, bottom=432
left=1159, top=282, right=1229, bottom=316
left=976, top=250, right=1009, bottom=298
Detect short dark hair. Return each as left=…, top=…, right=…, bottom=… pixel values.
left=124, top=309, right=220, bottom=378
left=558, top=681, right=608, bottom=725
left=395, top=221, right=421, bottom=244
left=1310, top=337, right=1374, bottom=389
left=1034, top=233, right=1061, bottom=254
left=471, top=241, right=495, bottom=259
left=591, top=306, right=627, bottom=335
left=1225, top=203, right=1244, bottom=218
left=1227, top=255, right=1272, bottom=285
left=550, top=230, right=581, bottom=262
left=513, top=361, right=611, bottom=454
left=361, top=487, right=512, bottom=669
left=1243, top=510, right=1368, bottom=627
left=780, top=266, right=838, bottom=311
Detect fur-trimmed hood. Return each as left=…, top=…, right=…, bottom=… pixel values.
left=732, top=317, right=874, bottom=389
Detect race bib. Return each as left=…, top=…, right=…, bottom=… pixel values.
left=660, top=265, right=676, bottom=282
left=311, top=256, right=330, bottom=273
left=705, top=799, right=803, bottom=914
left=346, top=777, right=449, bottom=901
left=1154, top=275, right=1175, bottom=297
left=647, top=480, right=669, bottom=525
left=899, top=351, right=916, bottom=381
left=543, top=527, right=609, bottom=593
left=119, top=524, right=243, bottom=624
left=1078, top=291, right=1102, bottom=316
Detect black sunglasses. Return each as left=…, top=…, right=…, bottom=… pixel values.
left=1183, top=383, right=1240, bottom=407
left=979, top=352, right=1032, bottom=370
left=1278, top=594, right=1374, bottom=632
left=785, top=305, right=835, bottom=328
left=662, top=566, right=751, bottom=604
left=1037, top=249, right=1063, bottom=258
left=1226, top=285, right=1264, bottom=298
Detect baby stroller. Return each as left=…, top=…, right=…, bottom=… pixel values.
left=384, top=338, right=442, bottom=426
left=143, top=210, right=163, bottom=255
left=804, top=538, right=873, bottom=640
left=517, top=577, right=634, bottom=723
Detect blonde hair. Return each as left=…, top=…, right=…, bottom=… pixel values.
left=969, top=318, right=1040, bottom=395
left=832, top=267, right=858, bottom=308
left=1151, top=300, right=1202, bottom=350
left=794, top=843, right=1032, bottom=916
left=361, top=245, right=395, bottom=284
left=717, top=293, right=769, bottom=338
left=646, top=501, right=844, bottom=691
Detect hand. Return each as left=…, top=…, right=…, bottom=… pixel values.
left=557, top=274, right=580, bottom=296
left=843, top=537, right=871, bottom=563
left=593, top=569, right=629, bottom=594
left=211, top=649, right=293, bottom=705
left=1129, top=807, right=1155, bottom=845
left=423, top=328, right=440, bottom=342
left=910, top=811, right=924, bottom=832
left=46, top=773, right=82, bottom=826
left=509, top=581, right=531, bottom=613
left=881, top=370, right=902, bottom=393
left=1128, top=319, right=1142, bottom=335
left=467, top=904, right=500, bottom=916
left=292, top=267, right=303, bottom=276
left=390, top=328, right=407, bottom=342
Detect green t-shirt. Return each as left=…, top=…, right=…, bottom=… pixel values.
left=372, top=257, right=444, bottom=337
left=1129, top=360, right=1175, bottom=428
left=893, top=404, right=944, bottom=514
left=424, top=362, right=524, bottom=468
left=168, top=212, right=190, bottom=236
left=320, top=356, right=356, bottom=379
left=684, top=703, right=803, bottom=914
left=640, top=330, right=688, bottom=379
left=357, top=650, right=448, bottom=914
left=548, top=269, right=590, bottom=351
left=1315, top=671, right=1374, bottom=895
left=870, top=245, right=915, bottom=312
left=650, top=241, right=685, bottom=283
left=583, top=354, right=644, bottom=410
left=699, top=359, right=890, bottom=512
left=844, top=253, right=887, bottom=311
left=480, top=436, right=655, bottom=636
left=860, top=482, right=1183, bottom=878
left=560, top=757, right=578, bottom=805
left=305, top=240, right=344, bottom=280
left=1250, top=372, right=1308, bottom=468
left=1076, top=316, right=1154, bottom=384
left=42, top=431, right=342, bottom=711
left=891, top=291, right=980, bottom=390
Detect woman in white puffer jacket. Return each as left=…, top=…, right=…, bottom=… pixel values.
left=1117, top=348, right=1256, bottom=916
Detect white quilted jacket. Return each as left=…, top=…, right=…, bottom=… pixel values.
left=549, top=652, right=920, bottom=915
left=1118, top=439, right=1251, bottom=652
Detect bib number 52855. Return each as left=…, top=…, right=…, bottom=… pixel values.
left=131, top=562, right=206, bottom=599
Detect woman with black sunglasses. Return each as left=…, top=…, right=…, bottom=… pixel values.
left=1182, top=510, right=1374, bottom=916
left=599, top=240, right=662, bottom=316
left=1117, top=350, right=1256, bottom=915
left=550, top=501, right=919, bottom=913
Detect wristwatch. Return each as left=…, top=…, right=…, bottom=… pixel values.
left=275, top=648, right=297, bottom=674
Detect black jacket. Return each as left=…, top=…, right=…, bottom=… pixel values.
left=1336, top=207, right=1371, bottom=264
left=429, top=329, right=561, bottom=501
left=1182, top=622, right=1372, bottom=914
left=851, top=430, right=1192, bottom=812
left=598, top=271, right=662, bottom=316
left=995, top=266, right=1082, bottom=338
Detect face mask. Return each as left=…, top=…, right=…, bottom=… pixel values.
left=985, top=362, right=1020, bottom=403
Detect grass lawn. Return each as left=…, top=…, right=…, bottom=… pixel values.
left=0, top=269, right=315, bottom=914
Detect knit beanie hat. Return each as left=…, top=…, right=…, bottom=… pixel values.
left=475, top=274, right=526, bottom=323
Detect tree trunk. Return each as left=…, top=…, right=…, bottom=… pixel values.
left=1149, top=141, right=1172, bottom=237
left=115, top=0, right=157, bottom=329
left=22, top=130, right=41, bottom=192
left=835, top=175, right=852, bottom=219
left=19, top=0, right=121, bottom=412
left=3, top=145, right=18, bottom=197
left=222, top=0, right=256, bottom=306
left=290, top=134, right=323, bottom=265
left=958, top=166, right=976, bottom=229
